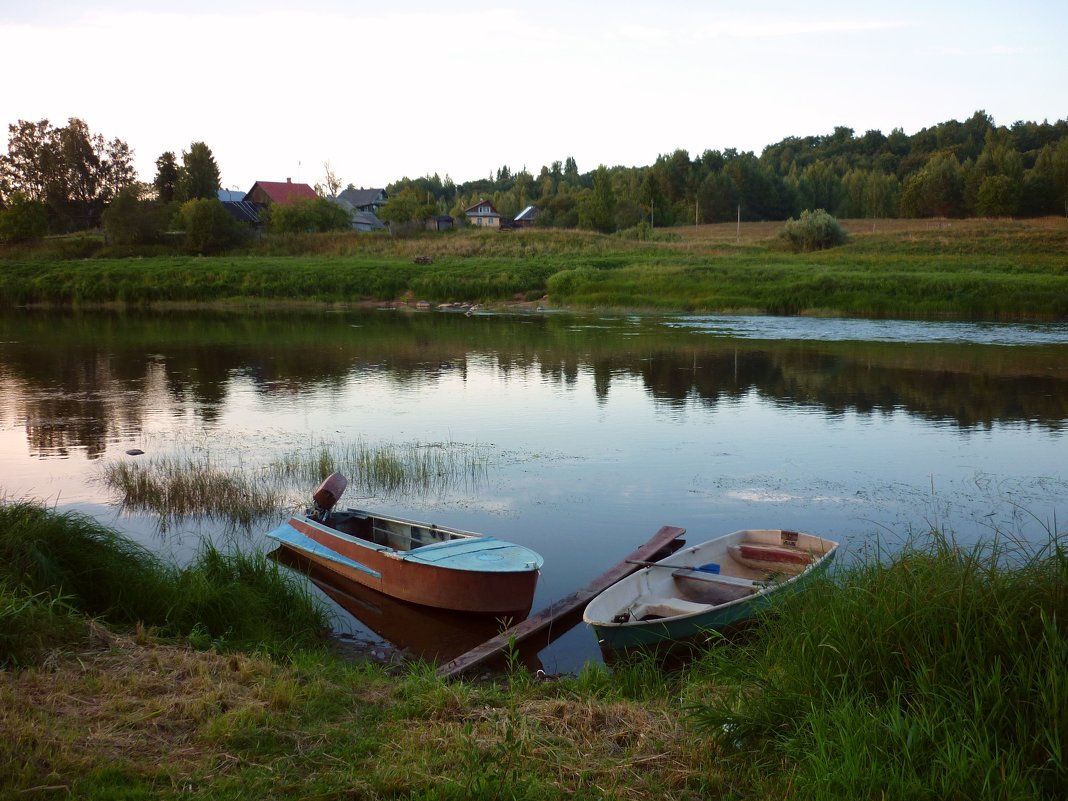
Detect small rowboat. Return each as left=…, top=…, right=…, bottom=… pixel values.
left=583, top=529, right=838, bottom=648
left=266, top=473, right=544, bottom=614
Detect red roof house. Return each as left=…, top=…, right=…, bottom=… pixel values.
left=244, top=179, right=318, bottom=206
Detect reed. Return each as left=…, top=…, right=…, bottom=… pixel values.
left=686, top=528, right=1068, bottom=800
left=101, top=440, right=491, bottom=527
left=101, top=455, right=284, bottom=528
left=269, top=439, right=491, bottom=496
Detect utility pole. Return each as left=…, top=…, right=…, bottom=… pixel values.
left=736, top=204, right=741, bottom=241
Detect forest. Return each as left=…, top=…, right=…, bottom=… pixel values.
left=391, top=111, right=1068, bottom=231
left=1, top=110, right=1067, bottom=244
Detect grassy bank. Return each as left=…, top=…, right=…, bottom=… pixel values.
left=2, top=501, right=1066, bottom=799
left=2, top=218, right=1066, bottom=318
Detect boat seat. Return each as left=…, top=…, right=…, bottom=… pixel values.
left=631, top=598, right=712, bottom=620
left=671, top=569, right=758, bottom=587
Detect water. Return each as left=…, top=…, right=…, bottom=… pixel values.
left=2, top=308, right=1065, bottom=673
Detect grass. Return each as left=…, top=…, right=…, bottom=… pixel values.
left=3, top=218, right=1066, bottom=318
left=1, top=502, right=1065, bottom=798
left=0, top=501, right=329, bottom=667
left=685, top=528, right=1068, bottom=800
left=100, top=439, right=492, bottom=527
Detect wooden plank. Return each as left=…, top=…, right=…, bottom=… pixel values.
left=436, top=525, right=686, bottom=679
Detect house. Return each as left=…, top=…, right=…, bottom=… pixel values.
left=328, top=197, right=386, bottom=232
left=426, top=215, right=454, bottom=232
left=217, top=189, right=263, bottom=227
left=338, top=187, right=388, bottom=214
left=464, top=199, right=500, bottom=228
left=244, top=178, right=318, bottom=207
left=515, top=205, right=539, bottom=228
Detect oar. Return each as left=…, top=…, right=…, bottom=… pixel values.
left=626, top=559, right=720, bottom=573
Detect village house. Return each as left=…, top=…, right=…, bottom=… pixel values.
left=464, top=199, right=500, bottom=228
left=338, top=187, right=388, bottom=214
left=244, top=178, right=318, bottom=206
left=515, top=205, right=539, bottom=228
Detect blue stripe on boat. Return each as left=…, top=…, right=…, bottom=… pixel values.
left=405, top=537, right=544, bottom=572
left=266, top=524, right=382, bottom=578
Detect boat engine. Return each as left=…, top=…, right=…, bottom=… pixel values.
left=311, top=472, right=348, bottom=520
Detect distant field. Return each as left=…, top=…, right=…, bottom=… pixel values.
left=1, top=217, right=1066, bottom=319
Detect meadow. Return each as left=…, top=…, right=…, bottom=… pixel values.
left=2, top=501, right=1065, bottom=799
left=1, top=217, right=1066, bottom=318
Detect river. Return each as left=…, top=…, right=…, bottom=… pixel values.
left=1, top=308, right=1065, bottom=673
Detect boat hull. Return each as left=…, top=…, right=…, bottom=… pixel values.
left=267, top=511, right=542, bottom=615
left=583, top=529, right=837, bottom=649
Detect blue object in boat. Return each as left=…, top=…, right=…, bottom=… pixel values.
left=696, top=563, right=721, bottom=574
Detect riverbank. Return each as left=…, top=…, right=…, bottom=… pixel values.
left=2, top=217, right=1066, bottom=319
left=2, top=502, right=1065, bottom=799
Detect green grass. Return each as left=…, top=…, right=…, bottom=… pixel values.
left=0, top=501, right=329, bottom=666
left=1, top=502, right=1065, bottom=798
left=685, top=528, right=1068, bottom=800
left=3, top=220, right=1066, bottom=318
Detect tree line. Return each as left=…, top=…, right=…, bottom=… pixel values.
left=388, top=111, right=1068, bottom=232
left=3, top=110, right=1067, bottom=246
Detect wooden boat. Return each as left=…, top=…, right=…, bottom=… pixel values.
left=266, top=473, right=544, bottom=615
left=583, top=528, right=838, bottom=648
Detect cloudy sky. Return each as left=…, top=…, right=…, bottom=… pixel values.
left=1, top=0, right=1065, bottom=192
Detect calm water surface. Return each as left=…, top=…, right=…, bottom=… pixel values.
left=2, top=309, right=1066, bottom=673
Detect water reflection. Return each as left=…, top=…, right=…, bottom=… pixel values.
left=2, top=308, right=1065, bottom=673
left=2, top=309, right=1065, bottom=460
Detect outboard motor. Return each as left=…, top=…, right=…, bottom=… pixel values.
left=310, top=472, right=348, bottom=521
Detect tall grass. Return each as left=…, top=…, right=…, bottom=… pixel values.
left=102, top=440, right=491, bottom=527
left=0, top=501, right=329, bottom=665
left=686, top=528, right=1068, bottom=799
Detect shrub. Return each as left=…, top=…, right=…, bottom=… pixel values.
left=0, top=194, right=49, bottom=242
left=102, top=188, right=167, bottom=246
left=266, top=197, right=352, bottom=234
left=178, top=198, right=244, bottom=254
left=780, top=208, right=847, bottom=252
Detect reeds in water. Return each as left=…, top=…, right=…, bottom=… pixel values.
left=101, top=440, right=491, bottom=527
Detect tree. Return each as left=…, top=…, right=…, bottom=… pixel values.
left=154, top=152, right=180, bottom=203
left=178, top=198, right=242, bottom=254
left=267, top=198, right=351, bottom=233
left=102, top=186, right=166, bottom=245
left=0, top=117, right=136, bottom=231
left=579, top=165, right=616, bottom=233
left=0, top=193, right=48, bottom=242
left=178, top=142, right=221, bottom=201
left=320, top=162, right=342, bottom=198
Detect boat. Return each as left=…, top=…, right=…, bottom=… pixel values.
left=583, top=528, right=838, bottom=648
left=266, top=473, right=544, bottom=614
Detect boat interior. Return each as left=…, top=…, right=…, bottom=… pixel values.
left=320, top=509, right=468, bottom=553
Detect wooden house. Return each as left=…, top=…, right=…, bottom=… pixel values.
left=244, top=179, right=318, bottom=206
left=464, top=199, right=501, bottom=228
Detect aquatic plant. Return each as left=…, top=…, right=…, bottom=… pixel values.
left=101, top=439, right=491, bottom=527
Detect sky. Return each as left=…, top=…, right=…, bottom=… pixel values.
left=1, top=0, right=1065, bottom=193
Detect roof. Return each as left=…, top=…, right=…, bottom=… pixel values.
left=515, top=205, right=539, bottom=221
left=221, top=200, right=263, bottom=225
left=464, top=199, right=500, bottom=215
left=338, top=187, right=387, bottom=207
left=217, top=189, right=245, bottom=202
left=352, top=210, right=386, bottom=230
left=245, top=180, right=318, bottom=205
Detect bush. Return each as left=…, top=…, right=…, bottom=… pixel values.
left=178, top=198, right=244, bottom=254
left=0, top=194, right=49, bottom=243
left=102, top=188, right=167, bottom=246
left=266, top=197, right=352, bottom=234
left=780, top=208, right=847, bottom=252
